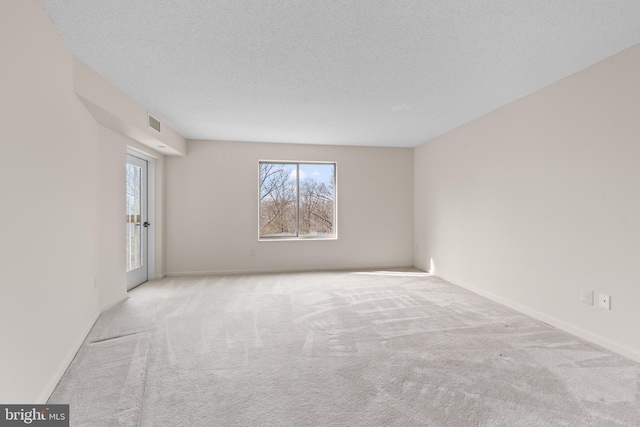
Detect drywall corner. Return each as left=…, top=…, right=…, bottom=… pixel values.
left=73, top=58, right=187, bottom=156
left=37, top=309, right=101, bottom=403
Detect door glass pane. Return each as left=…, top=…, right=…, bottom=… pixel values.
left=126, top=163, right=142, bottom=272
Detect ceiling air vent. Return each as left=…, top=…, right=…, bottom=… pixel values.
left=148, top=114, right=161, bottom=133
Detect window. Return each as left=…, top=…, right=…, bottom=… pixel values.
left=259, top=162, right=336, bottom=239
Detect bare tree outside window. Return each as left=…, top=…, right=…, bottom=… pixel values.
left=259, top=162, right=336, bottom=239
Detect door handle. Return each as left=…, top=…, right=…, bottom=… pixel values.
left=143, top=221, right=151, bottom=228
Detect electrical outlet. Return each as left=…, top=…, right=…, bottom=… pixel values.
left=599, top=294, right=611, bottom=310
left=581, top=289, right=594, bottom=305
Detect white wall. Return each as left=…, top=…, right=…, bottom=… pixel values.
left=0, top=0, right=136, bottom=402
left=96, top=127, right=128, bottom=310
left=0, top=0, right=99, bottom=402
left=165, top=140, right=414, bottom=275
left=414, top=44, right=640, bottom=361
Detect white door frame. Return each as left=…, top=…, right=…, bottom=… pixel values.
left=126, top=150, right=156, bottom=289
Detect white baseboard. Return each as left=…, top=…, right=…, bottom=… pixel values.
left=165, top=264, right=415, bottom=277
left=438, top=273, right=640, bottom=364
left=37, top=309, right=101, bottom=404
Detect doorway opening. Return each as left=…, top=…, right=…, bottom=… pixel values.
left=126, top=151, right=155, bottom=289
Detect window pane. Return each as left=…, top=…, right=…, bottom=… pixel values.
left=259, top=163, right=297, bottom=237
left=298, top=163, right=335, bottom=237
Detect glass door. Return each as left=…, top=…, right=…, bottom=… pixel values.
left=126, top=154, right=148, bottom=289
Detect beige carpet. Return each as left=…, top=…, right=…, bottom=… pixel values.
left=49, top=270, right=640, bottom=426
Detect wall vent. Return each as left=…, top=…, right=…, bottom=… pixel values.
left=148, top=114, right=161, bottom=133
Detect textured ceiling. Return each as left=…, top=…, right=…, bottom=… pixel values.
left=41, top=1, right=640, bottom=147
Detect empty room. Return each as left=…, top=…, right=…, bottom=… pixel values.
left=2, top=0, right=640, bottom=425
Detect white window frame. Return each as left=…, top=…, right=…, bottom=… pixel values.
left=258, top=161, right=337, bottom=241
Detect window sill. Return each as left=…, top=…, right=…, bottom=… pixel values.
left=259, top=236, right=337, bottom=242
